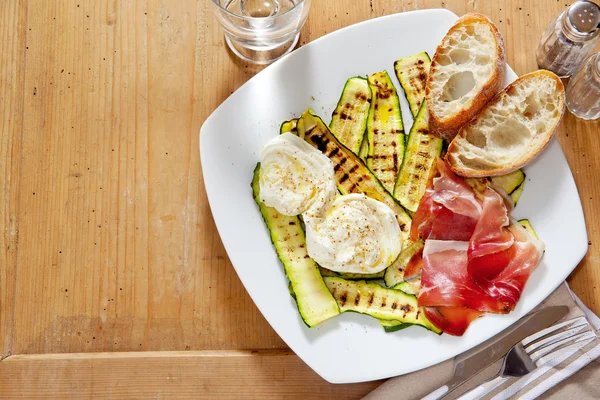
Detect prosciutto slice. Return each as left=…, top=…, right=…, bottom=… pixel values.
left=468, top=189, right=544, bottom=311
left=423, top=307, right=483, bottom=337
left=411, top=159, right=481, bottom=242
left=418, top=240, right=512, bottom=312
left=403, top=248, right=423, bottom=280
left=429, top=161, right=482, bottom=219
left=469, top=188, right=515, bottom=263
left=414, top=159, right=545, bottom=335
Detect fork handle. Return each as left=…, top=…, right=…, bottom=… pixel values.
left=457, top=376, right=508, bottom=400
left=421, top=385, right=449, bottom=400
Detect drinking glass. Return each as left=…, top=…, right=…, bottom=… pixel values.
left=566, top=52, right=600, bottom=120
left=212, top=0, right=312, bottom=65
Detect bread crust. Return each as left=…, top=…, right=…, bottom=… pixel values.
left=445, top=70, right=565, bottom=177
left=427, top=13, right=506, bottom=141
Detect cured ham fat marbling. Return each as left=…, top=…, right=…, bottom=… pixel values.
left=412, top=159, right=544, bottom=335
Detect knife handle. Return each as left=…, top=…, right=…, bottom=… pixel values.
left=421, top=385, right=448, bottom=400
left=455, top=376, right=507, bottom=400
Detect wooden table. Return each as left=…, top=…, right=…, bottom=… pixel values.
left=1, top=0, right=599, bottom=398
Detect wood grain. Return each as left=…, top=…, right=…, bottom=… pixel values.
left=0, top=350, right=382, bottom=399
left=1, top=0, right=599, bottom=397
left=10, top=0, right=285, bottom=355
left=0, top=0, right=27, bottom=359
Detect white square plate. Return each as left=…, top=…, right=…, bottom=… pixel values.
left=200, top=9, right=587, bottom=383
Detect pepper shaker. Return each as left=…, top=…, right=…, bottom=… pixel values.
left=537, top=1, right=600, bottom=78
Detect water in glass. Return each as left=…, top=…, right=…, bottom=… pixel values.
left=226, top=0, right=300, bottom=18
left=213, top=0, right=311, bottom=64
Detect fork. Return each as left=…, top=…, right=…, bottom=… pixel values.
left=456, top=316, right=597, bottom=400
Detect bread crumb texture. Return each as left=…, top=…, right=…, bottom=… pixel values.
left=429, top=20, right=496, bottom=119
left=448, top=72, right=564, bottom=175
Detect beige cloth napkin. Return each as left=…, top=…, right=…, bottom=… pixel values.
left=364, top=283, right=600, bottom=400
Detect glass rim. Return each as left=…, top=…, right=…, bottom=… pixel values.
left=211, top=0, right=307, bottom=21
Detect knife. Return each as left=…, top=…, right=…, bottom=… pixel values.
left=422, top=305, right=569, bottom=400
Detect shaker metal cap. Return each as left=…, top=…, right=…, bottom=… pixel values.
left=568, top=1, right=600, bottom=35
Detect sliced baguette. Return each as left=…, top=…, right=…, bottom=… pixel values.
left=426, top=13, right=506, bottom=140
left=445, top=70, right=565, bottom=177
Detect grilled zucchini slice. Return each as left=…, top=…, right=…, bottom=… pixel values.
left=280, top=118, right=299, bottom=134
left=358, top=137, right=369, bottom=162
left=492, top=170, right=526, bottom=194
left=252, top=164, right=340, bottom=327
left=288, top=281, right=296, bottom=300
left=466, top=170, right=526, bottom=200
left=366, top=71, right=406, bottom=192
left=318, top=267, right=338, bottom=277
left=330, top=77, right=372, bottom=154
left=318, top=266, right=385, bottom=280
left=300, top=109, right=412, bottom=249
left=511, top=182, right=525, bottom=205
left=393, top=279, right=421, bottom=296
left=295, top=117, right=306, bottom=140
left=394, top=52, right=431, bottom=117
left=379, top=320, right=414, bottom=333
left=393, top=103, right=443, bottom=213
left=324, top=277, right=441, bottom=334
left=518, top=219, right=538, bottom=239
left=384, top=239, right=424, bottom=288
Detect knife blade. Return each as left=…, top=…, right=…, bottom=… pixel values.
left=446, top=305, right=569, bottom=394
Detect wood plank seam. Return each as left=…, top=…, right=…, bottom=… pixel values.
left=1, top=0, right=29, bottom=362
left=1, top=348, right=296, bottom=362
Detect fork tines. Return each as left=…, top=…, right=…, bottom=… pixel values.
left=521, top=316, right=598, bottom=365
